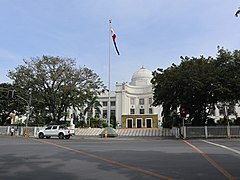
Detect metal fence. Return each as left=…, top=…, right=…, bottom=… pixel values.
left=0, top=126, right=239, bottom=138
left=0, top=126, right=43, bottom=137
left=183, top=126, right=240, bottom=139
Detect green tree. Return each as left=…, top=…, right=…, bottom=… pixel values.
left=0, top=83, right=26, bottom=125
left=215, top=48, right=240, bottom=102
left=84, top=96, right=102, bottom=127
left=152, top=48, right=240, bottom=126
left=8, top=56, right=104, bottom=124
left=84, top=96, right=102, bottom=118
left=152, top=55, right=223, bottom=125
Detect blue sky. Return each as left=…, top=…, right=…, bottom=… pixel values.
left=0, top=0, right=240, bottom=89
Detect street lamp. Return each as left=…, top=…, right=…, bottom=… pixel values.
left=26, top=88, right=32, bottom=129
left=14, top=88, right=32, bottom=137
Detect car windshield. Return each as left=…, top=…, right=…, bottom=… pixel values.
left=45, top=126, right=51, bottom=130
left=59, top=125, right=67, bottom=130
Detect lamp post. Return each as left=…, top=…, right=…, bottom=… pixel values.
left=14, top=88, right=32, bottom=137
left=26, top=88, right=32, bottom=128
left=24, top=88, right=32, bottom=137
left=224, top=102, right=231, bottom=138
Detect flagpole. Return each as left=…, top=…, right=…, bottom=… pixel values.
left=108, top=20, right=112, bottom=127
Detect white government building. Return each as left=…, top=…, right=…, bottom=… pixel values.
left=12, top=67, right=240, bottom=128
left=11, top=67, right=240, bottom=126
left=67, top=67, right=240, bottom=128
left=98, top=67, right=163, bottom=128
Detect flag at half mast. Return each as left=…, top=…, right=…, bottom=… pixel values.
left=110, top=26, right=120, bottom=56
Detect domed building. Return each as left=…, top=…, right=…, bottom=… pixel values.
left=130, top=67, right=153, bottom=86
left=68, top=67, right=240, bottom=128
left=98, top=67, right=163, bottom=128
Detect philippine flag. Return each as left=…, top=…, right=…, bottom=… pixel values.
left=110, top=27, right=120, bottom=55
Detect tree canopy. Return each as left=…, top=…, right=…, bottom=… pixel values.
left=8, top=56, right=104, bottom=124
left=0, top=83, right=23, bottom=125
left=152, top=48, right=240, bottom=126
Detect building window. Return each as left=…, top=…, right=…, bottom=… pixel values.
left=149, top=108, right=153, bottom=114
left=219, top=107, right=225, bottom=115
left=111, top=110, right=115, bottom=116
left=127, top=118, right=133, bottom=128
left=139, top=98, right=144, bottom=105
left=149, top=98, right=152, bottom=105
left=136, top=118, right=142, bottom=128
left=140, top=109, right=144, bottom=114
left=103, top=110, right=107, bottom=118
left=146, top=118, right=152, bottom=128
left=228, top=105, right=235, bottom=115
left=130, top=109, right=135, bottom=114
left=130, top=98, right=135, bottom=105
left=111, top=101, right=116, bottom=106
left=102, top=101, right=108, bottom=106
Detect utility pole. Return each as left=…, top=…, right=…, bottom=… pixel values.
left=24, top=88, right=32, bottom=137
left=26, top=88, right=32, bottom=128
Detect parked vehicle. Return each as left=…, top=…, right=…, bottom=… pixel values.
left=38, top=125, right=75, bottom=139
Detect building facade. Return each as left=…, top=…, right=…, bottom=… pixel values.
left=98, top=67, right=162, bottom=128
left=68, top=67, right=240, bottom=128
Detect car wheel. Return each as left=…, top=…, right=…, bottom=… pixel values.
left=58, top=133, right=64, bottom=139
left=65, top=135, right=70, bottom=139
left=38, top=133, right=44, bottom=139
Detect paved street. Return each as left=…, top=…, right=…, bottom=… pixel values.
left=0, top=136, right=239, bottom=180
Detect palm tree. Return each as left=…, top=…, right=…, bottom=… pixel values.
left=84, top=96, right=102, bottom=126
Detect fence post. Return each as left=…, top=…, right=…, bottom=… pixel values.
left=33, top=127, right=37, bottom=137
left=7, top=126, right=10, bottom=135
left=183, top=126, right=186, bottom=139
left=175, top=127, right=180, bottom=138
left=205, top=126, right=208, bottom=139
left=227, top=125, right=231, bottom=139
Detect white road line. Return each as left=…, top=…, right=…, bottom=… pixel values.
left=202, top=140, right=240, bottom=155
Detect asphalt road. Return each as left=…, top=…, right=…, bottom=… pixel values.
left=0, top=136, right=239, bottom=180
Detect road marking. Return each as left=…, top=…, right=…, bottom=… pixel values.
left=35, top=139, right=174, bottom=180
left=202, top=140, right=240, bottom=155
left=184, top=140, right=236, bottom=180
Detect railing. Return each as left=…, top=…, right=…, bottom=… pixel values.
left=0, top=126, right=43, bottom=137
left=182, top=126, right=240, bottom=139
left=0, top=126, right=239, bottom=138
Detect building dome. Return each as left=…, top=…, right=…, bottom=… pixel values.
left=130, top=67, right=153, bottom=86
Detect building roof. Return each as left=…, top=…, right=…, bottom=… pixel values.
left=130, top=67, right=153, bottom=86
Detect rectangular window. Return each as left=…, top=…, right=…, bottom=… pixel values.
left=136, top=118, right=142, bottom=128
left=130, top=98, right=135, bottom=105
left=149, top=108, right=153, bottom=114
left=130, top=109, right=135, bottom=114
left=111, top=110, right=115, bottom=116
left=103, top=110, right=107, bottom=118
left=219, top=107, right=225, bottom=116
left=149, top=98, right=152, bottom=105
left=102, top=101, right=108, bottom=106
left=111, top=101, right=116, bottom=106
left=139, top=98, right=144, bottom=105
left=228, top=105, right=235, bottom=115
left=140, top=109, right=145, bottom=114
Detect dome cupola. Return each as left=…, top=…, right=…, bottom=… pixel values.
left=130, top=67, right=153, bottom=86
